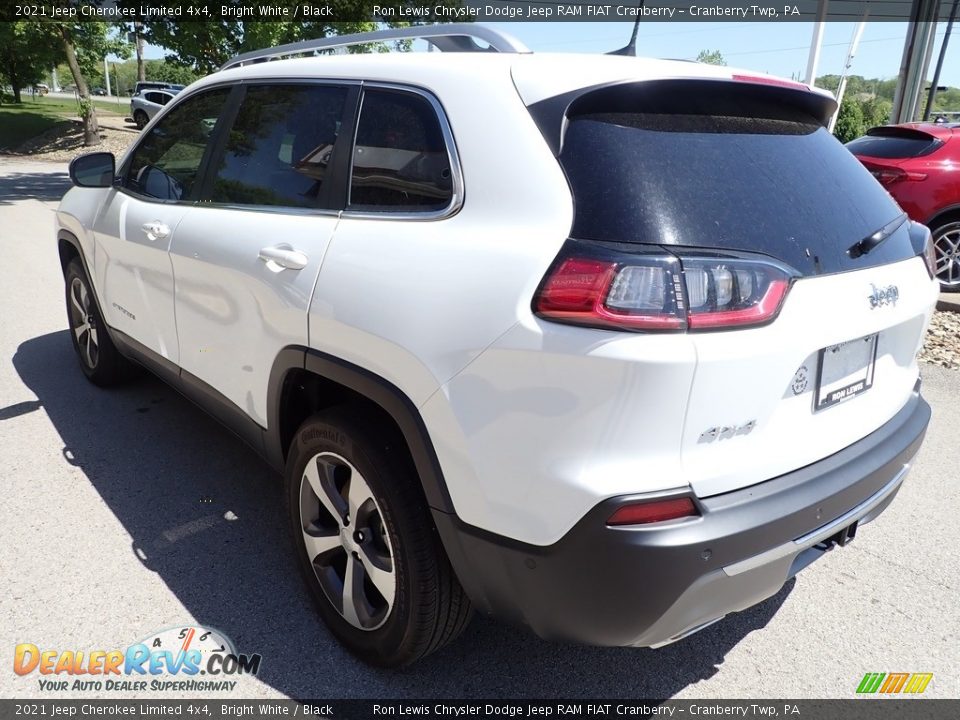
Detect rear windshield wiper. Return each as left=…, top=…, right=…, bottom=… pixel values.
left=848, top=213, right=908, bottom=259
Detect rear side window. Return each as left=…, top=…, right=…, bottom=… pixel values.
left=348, top=89, right=453, bottom=213
left=846, top=128, right=943, bottom=158
left=210, top=85, right=348, bottom=209
left=125, top=88, right=229, bottom=201
left=559, top=107, right=911, bottom=276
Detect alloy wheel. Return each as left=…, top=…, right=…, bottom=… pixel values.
left=934, top=222, right=960, bottom=288
left=299, top=452, right=396, bottom=630
left=69, top=277, right=99, bottom=369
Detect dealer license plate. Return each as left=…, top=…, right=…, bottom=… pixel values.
left=815, top=334, right=878, bottom=411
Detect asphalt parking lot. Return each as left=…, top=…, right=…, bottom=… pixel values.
left=1, top=156, right=957, bottom=700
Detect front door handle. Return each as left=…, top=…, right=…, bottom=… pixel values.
left=258, top=244, right=308, bottom=271
left=141, top=221, right=170, bottom=242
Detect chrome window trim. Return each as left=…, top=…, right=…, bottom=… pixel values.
left=342, top=81, right=464, bottom=222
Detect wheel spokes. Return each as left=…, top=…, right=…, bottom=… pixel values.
left=341, top=553, right=363, bottom=628
left=303, top=456, right=346, bottom=526
left=299, top=451, right=396, bottom=631
left=358, top=543, right=395, bottom=600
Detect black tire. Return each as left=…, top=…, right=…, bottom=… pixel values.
left=285, top=409, right=472, bottom=667
left=64, top=257, right=130, bottom=386
left=931, top=218, right=960, bottom=292
left=134, top=110, right=148, bottom=130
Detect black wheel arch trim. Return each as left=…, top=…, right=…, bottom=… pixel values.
left=926, top=204, right=960, bottom=229
left=266, top=346, right=456, bottom=514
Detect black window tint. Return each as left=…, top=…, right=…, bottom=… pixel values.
left=559, top=112, right=913, bottom=277
left=846, top=130, right=942, bottom=159
left=349, top=89, right=452, bottom=212
left=210, top=85, right=347, bottom=208
left=126, top=88, right=228, bottom=201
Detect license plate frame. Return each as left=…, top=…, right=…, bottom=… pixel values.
left=814, top=333, right=879, bottom=412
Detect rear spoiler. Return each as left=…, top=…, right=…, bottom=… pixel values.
left=527, top=78, right=839, bottom=156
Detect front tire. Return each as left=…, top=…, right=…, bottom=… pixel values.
left=64, top=258, right=129, bottom=386
left=285, top=410, right=472, bottom=667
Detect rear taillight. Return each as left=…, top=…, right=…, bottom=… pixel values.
left=607, top=497, right=699, bottom=526
left=535, top=241, right=796, bottom=332
left=870, top=166, right=928, bottom=186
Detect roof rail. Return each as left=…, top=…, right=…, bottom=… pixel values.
left=221, top=24, right=531, bottom=71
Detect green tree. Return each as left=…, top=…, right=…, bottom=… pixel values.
left=834, top=96, right=866, bottom=143
left=0, top=22, right=63, bottom=103
left=50, top=21, right=130, bottom=145
left=696, top=49, right=727, bottom=66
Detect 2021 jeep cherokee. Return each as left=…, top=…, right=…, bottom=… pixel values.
left=57, top=25, right=937, bottom=667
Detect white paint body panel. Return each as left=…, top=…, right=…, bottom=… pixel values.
left=171, top=208, right=338, bottom=426
left=92, top=190, right=185, bottom=363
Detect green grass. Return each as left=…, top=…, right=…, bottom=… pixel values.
left=0, top=96, right=125, bottom=151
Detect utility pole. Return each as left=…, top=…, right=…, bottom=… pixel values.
left=829, top=9, right=870, bottom=133
left=103, top=56, right=111, bottom=96
left=136, top=21, right=145, bottom=82
left=804, top=0, right=830, bottom=85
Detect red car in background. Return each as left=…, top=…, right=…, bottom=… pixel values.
left=848, top=122, right=960, bottom=291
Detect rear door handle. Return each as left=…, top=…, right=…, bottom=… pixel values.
left=259, top=244, right=308, bottom=270
left=141, top=221, right=170, bottom=242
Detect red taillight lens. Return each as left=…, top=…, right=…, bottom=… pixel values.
left=683, top=260, right=792, bottom=329
left=534, top=243, right=794, bottom=332
left=871, top=166, right=928, bottom=186
left=607, top=497, right=699, bottom=526
left=536, top=255, right=687, bottom=331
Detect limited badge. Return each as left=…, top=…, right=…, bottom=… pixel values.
left=792, top=365, right=809, bottom=395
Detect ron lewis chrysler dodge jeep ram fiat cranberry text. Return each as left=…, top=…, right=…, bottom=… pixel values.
left=55, top=25, right=937, bottom=667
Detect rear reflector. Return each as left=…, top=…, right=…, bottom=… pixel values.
left=607, top=497, right=699, bottom=526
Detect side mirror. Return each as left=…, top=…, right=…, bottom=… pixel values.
left=69, top=152, right=116, bottom=188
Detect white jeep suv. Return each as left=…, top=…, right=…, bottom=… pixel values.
left=56, top=25, right=938, bottom=667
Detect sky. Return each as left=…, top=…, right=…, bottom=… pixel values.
left=137, top=21, right=960, bottom=87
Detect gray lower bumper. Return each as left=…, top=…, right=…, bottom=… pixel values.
left=433, top=386, right=930, bottom=648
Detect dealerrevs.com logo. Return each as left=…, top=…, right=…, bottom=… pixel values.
left=14, top=626, right=261, bottom=693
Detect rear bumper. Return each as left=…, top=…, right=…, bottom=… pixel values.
left=433, top=385, right=930, bottom=647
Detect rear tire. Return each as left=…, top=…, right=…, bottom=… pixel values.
left=285, top=409, right=472, bottom=667
left=134, top=110, right=148, bottom=130
left=932, top=218, right=960, bottom=292
left=64, top=258, right=130, bottom=386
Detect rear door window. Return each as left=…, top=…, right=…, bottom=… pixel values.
left=209, top=84, right=348, bottom=209
left=348, top=88, right=454, bottom=213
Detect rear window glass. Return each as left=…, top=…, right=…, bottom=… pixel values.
left=559, top=112, right=911, bottom=276
left=846, top=130, right=942, bottom=159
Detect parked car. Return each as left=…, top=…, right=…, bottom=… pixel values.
left=130, top=88, right=180, bottom=129
left=131, top=81, right=186, bottom=97
left=848, top=123, right=960, bottom=290
left=92, top=87, right=108, bottom=96
left=33, top=83, right=49, bottom=96
left=57, top=25, right=937, bottom=667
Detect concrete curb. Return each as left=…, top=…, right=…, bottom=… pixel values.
left=937, top=293, right=960, bottom=313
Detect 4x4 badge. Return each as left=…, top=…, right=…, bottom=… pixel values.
left=868, top=283, right=899, bottom=309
